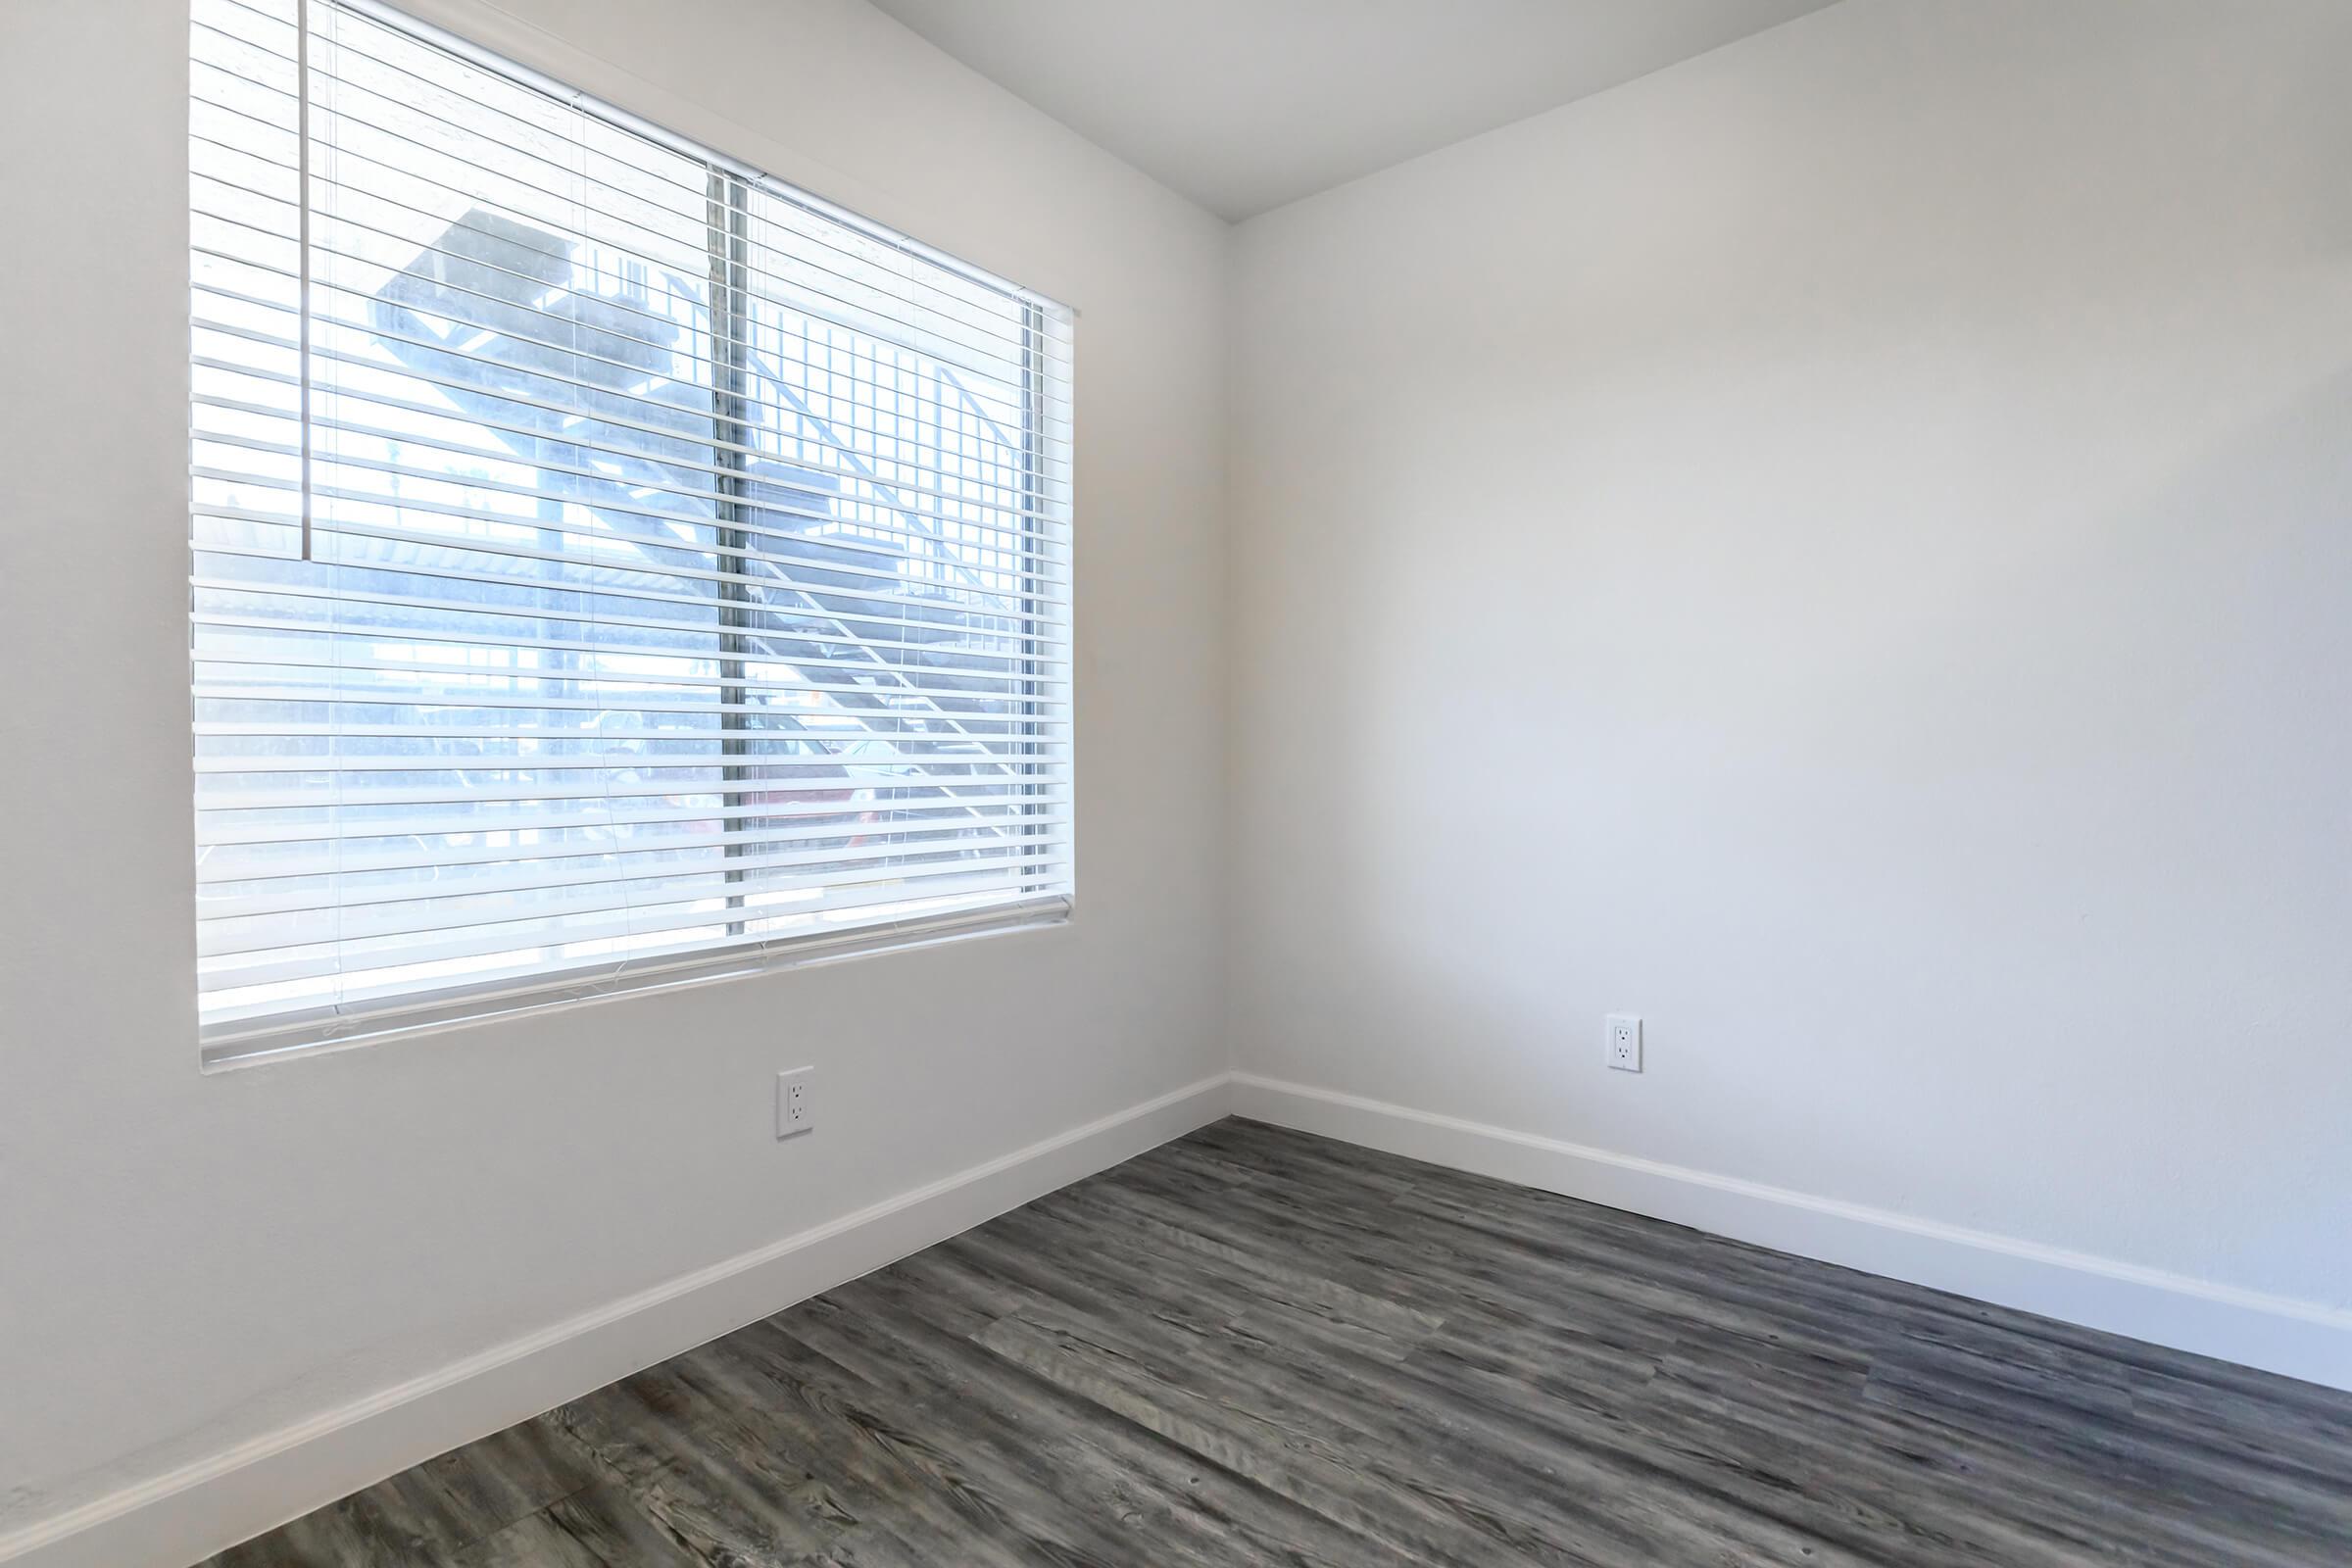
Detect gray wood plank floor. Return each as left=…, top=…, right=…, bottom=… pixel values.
left=198, top=1117, right=2352, bottom=1566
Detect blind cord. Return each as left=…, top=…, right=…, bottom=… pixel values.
left=295, top=0, right=314, bottom=562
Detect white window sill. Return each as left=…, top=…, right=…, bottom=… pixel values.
left=200, top=896, right=1071, bottom=1072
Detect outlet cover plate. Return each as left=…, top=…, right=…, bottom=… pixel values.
left=1605, top=1014, right=1642, bottom=1073
left=776, top=1066, right=814, bottom=1138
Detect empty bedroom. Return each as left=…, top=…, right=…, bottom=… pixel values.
left=0, top=0, right=2345, bottom=1563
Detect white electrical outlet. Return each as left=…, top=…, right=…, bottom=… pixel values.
left=775, top=1066, right=814, bottom=1138
left=1605, top=1014, right=1642, bottom=1073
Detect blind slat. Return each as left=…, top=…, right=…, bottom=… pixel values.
left=187, top=76, right=1043, bottom=394
left=191, top=432, right=1070, bottom=592
left=190, top=497, right=1075, bottom=618
left=191, top=546, right=1069, bottom=646
left=197, top=815, right=1075, bottom=885
left=196, top=789, right=1070, bottom=847
left=190, top=392, right=1077, bottom=548
left=188, top=314, right=1068, bottom=524
left=201, top=830, right=1074, bottom=915
left=192, top=608, right=1073, bottom=672
left=186, top=261, right=1062, bottom=500
left=181, top=193, right=1077, bottom=451
left=201, top=875, right=1066, bottom=990
left=191, top=650, right=1069, bottom=706
left=199, top=850, right=1072, bottom=957
left=196, top=6, right=1056, bottom=362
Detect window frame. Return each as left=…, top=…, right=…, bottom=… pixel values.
left=190, top=0, right=1076, bottom=1067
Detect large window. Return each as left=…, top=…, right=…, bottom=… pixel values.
left=189, top=0, right=1074, bottom=1060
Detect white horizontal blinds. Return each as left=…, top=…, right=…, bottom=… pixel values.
left=189, top=0, right=1076, bottom=1042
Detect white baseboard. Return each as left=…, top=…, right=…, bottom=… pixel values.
left=0, top=1075, right=1233, bottom=1568
left=1232, top=1072, right=2352, bottom=1394
left=18, top=1068, right=2345, bottom=1568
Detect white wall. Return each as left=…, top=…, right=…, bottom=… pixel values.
left=0, top=0, right=1226, bottom=1546
left=1228, top=0, right=2352, bottom=1320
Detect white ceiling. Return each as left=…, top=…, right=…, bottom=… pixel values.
left=866, top=0, right=1839, bottom=221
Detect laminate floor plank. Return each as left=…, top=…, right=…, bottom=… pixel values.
left=203, top=1416, right=601, bottom=1568
left=197, top=1118, right=2352, bottom=1566
left=662, top=1332, right=1055, bottom=1568
left=733, top=1310, right=1227, bottom=1568
left=800, top=1266, right=1406, bottom=1568
left=945, top=1212, right=1869, bottom=1568
left=549, top=1359, right=855, bottom=1564
left=449, top=1484, right=703, bottom=1568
